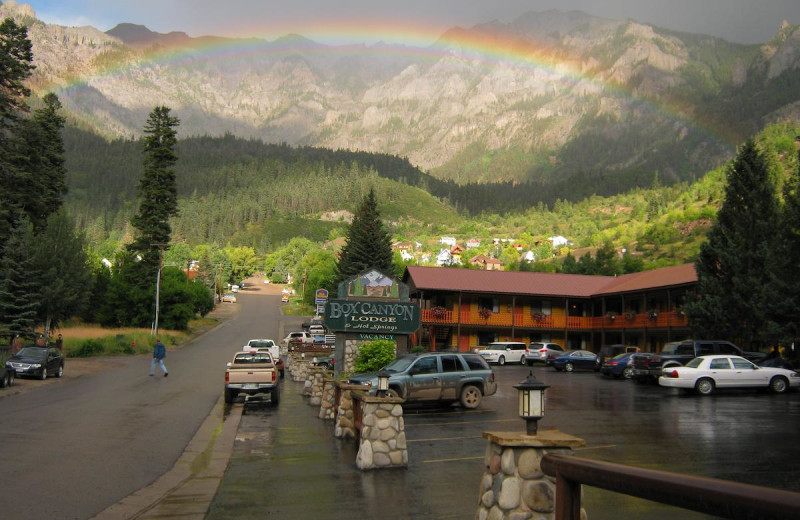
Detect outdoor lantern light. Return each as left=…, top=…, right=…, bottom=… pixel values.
left=376, top=369, right=391, bottom=397
left=513, top=371, right=550, bottom=435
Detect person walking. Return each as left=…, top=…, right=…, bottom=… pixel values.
left=150, top=338, right=169, bottom=377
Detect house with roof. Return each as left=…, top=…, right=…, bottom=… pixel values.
left=469, top=254, right=503, bottom=271
left=549, top=235, right=569, bottom=248
left=392, top=241, right=414, bottom=252
left=466, top=239, right=481, bottom=249
left=403, top=264, right=696, bottom=353
left=440, top=236, right=457, bottom=246
left=436, top=249, right=454, bottom=266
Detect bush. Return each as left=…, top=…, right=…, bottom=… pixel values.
left=73, top=339, right=104, bottom=357
left=354, top=340, right=397, bottom=373
left=411, top=345, right=426, bottom=353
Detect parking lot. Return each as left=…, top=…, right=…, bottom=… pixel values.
left=207, top=362, right=800, bottom=520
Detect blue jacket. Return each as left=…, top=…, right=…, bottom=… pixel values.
left=153, top=342, right=166, bottom=360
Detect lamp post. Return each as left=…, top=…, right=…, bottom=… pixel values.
left=513, top=371, right=550, bottom=435
left=376, top=369, right=391, bottom=397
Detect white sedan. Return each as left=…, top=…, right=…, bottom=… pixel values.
left=659, top=355, right=799, bottom=395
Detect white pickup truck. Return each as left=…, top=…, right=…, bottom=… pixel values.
left=224, top=351, right=280, bottom=405
left=283, top=331, right=313, bottom=348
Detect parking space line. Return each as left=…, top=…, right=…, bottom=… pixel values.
left=421, top=455, right=484, bottom=463
left=408, top=436, right=484, bottom=442
left=406, top=418, right=519, bottom=427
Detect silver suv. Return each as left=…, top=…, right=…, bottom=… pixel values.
left=524, top=342, right=564, bottom=365
left=349, top=352, right=497, bottom=409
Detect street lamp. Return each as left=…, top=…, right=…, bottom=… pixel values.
left=513, top=371, right=550, bottom=435
left=376, top=369, right=391, bottom=397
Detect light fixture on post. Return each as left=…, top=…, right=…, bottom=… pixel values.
left=514, top=371, right=550, bottom=435
left=376, top=369, right=391, bottom=397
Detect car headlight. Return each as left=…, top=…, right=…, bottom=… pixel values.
left=790, top=372, right=798, bottom=378
left=30, top=363, right=41, bottom=368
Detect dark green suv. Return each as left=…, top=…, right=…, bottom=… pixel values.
left=348, top=352, right=497, bottom=409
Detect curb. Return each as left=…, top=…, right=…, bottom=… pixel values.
left=90, top=397, right=243, bottom=520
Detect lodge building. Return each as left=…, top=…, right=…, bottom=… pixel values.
left=403, top=264, right=697, bottom=353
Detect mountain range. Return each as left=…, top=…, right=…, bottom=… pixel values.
left=2, top=1, right=800, bottom=190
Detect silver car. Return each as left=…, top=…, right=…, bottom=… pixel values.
left=524, top=342, right=564, bottom=365
left=349, top=352, right=497, bottom=409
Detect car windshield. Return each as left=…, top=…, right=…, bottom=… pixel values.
left=610, top=353, right=629, bottom=360
left=383, top=356, right=417, bottom=373
left=249, top=340, right=273, bottom=347
left=485, top=344, right=507, bottom=350
left=686, top=357, right=704, bottom=368
left=661, top=342, right=681, bottom=354
left=16, top=347, right=46, bottom=359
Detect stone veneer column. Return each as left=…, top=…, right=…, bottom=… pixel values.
left=354, top=395, right=408, bottom=470
left=477, top=430, right=587, bottom=520
left=307, top=367, right=328, bottom=404
left=333, top=383, right=364, bottom=439
left=319, top=378, right=338, bottom=420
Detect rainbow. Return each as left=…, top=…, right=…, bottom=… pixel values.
left=39, top=18, right=734, bottom=149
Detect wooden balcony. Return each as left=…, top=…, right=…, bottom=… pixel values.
left=420, top=308, right=689, bottom=330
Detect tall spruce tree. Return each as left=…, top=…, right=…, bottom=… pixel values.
left=764, top=138, right=800, bottom=348
left=685, top=139, right=779, bottom=348
left=0, top=218, right=40, bottom=339
left=128, top=106, right=180, bottom=278
left=335, top=188, right=394, bottom=288
left=0, top=17, right=34, bottom=249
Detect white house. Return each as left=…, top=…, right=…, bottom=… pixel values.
left=521, top=250, right=536, bottom=263
left=466, top=238, right=481, bottom=249
left=400, top=250, right=414, bottom=262
left=436, top=249, right=454, bottom=266
left=440, top=236, right=457, bottom=246
left=548, top=235, right=569, bottom=248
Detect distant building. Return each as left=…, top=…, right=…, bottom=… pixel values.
left=392, top=241, right=414, bottom=251
left=400, top=250, right=415, bottom=262
left=440, top=237, right=457, bottom=246
left=466, top=239, right=481, bottom=249
left=469, top=254, right=503, bottom=271
left=521, top=250, right=536, bottom=263
left=549, top=235, right=569, bottom=248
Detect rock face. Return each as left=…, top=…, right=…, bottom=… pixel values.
left=5, top=2, right=800, bottom=182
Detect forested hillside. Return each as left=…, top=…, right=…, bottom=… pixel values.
left=65, top=121, right=800, bottom=269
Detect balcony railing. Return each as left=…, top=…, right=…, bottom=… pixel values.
left=420, top=309, right=688, bottom=330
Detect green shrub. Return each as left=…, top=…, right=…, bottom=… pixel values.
left=73, top=339, right=104, bottom=357
left=354, top=340, right=397, bottom=373
left=411, top=345, right=426, bottom=353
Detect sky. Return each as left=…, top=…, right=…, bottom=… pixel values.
left=19, top=0, right=800, bottom=45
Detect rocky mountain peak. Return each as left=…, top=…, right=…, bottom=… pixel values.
left=0, top=1, right=37, bottom=22
left=106, top=22, right=190, bottom=48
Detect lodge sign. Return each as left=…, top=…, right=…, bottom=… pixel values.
left=325, top=299, right=420, bottom=334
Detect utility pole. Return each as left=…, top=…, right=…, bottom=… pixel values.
left=151, top=243, right=169, bottom=336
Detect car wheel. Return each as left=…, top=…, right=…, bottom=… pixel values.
left=386, top=388, right=401, bottom=399
left=460, top=385, right=482, bottom=409
left=622, top=367, right=633, bottom=379
left=769, top=376, right=789, bottom=394
left=271, top=388, right=280, bottom=406
left=695, top=378, right=715, bottom=395
left=7, top=371, right=13, bottom=387
left=565, top=362, right=574, bottom=373
left=40, top=367, right=47, bottom=380
left=0, top=372, right=7, bottom=388
left=224, top=388, right=236, bottom=404
left=56, top=364, right=63, bottom=378
left=498, top=356, right=506, bottom=366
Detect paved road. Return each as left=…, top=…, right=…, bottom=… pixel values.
left=0, top=282, right=298, bottom=520
left=208, top=361, right=800, bottom=520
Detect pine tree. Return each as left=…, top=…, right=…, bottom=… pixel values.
left=335, top=188, right=394, bottom=288
left=0, top=18, right=34, bottom=249
left=128, top=106, right=180, bottom=276
left=0, top=218, right=40, bottom=339
left=685, top=139, right=779, bottom=348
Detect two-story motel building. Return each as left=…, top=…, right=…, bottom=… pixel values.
left=403, top=263, right=697, bottom=353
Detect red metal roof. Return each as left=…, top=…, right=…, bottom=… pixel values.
left=404, top=263, right=697, bottom=298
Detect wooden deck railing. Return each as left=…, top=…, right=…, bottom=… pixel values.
left=541, top=454, right=800, bottom=520
left=420, top=309, right=688, bottom=330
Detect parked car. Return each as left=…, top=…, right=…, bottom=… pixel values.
left=550, top=350, right=598, bottom=372
left=348, top=352, right=497, bottom=409
left=222, top=293, right=237, bottom=303
left=243, top=339, right=283, bottom=378
left=283, top=331, right=313, bottom=348
left=595, top=344, right=639, bottom=370
left=6, top=347, right=64, bottom=379
left=281, top=294, right=289, bottom=303
left=600, top=352, right=635, bottom=379
left=659, top=355, right=800, bottom=395
left=478, top=342, right=527, bottom=365
left=313, top=354, right=335, bottom=370
left=231, top=284, right=240, bottom=293
left=0, top=363, right=14, bottom=388
left=524, top=342, right=564, bottom=365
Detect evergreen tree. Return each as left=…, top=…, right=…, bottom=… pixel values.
left=32, top=210, right=92, bottom=337
left=335, top=188, right=394, bottom=288
left=685, top=139, right=779, bottom=348
left=0, top=219, right=40, bottom=339
left=128, top=106, right=180, bottom=277
left=0, top=18, right=34, bottom=249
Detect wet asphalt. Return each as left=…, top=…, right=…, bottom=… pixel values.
left=206, top=363, right=800, bottom=520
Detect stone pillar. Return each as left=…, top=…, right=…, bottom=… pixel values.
left=319, top=378, right=338, bottom=420
left=477, top=430, right=586, bottom=520
left=333, top=383, right=364, bottom=439
left=306, top=367, right=327, bottom=404
left=354, top=395, right=408, bottom=470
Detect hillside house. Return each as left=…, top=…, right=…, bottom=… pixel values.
left=466, top=239, right=481, bottom=249
left=440, top=237, right=457, bottom=246
left=549, top=235, right=569, bottom=248
left=469, top=254, right=503, bottom=271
